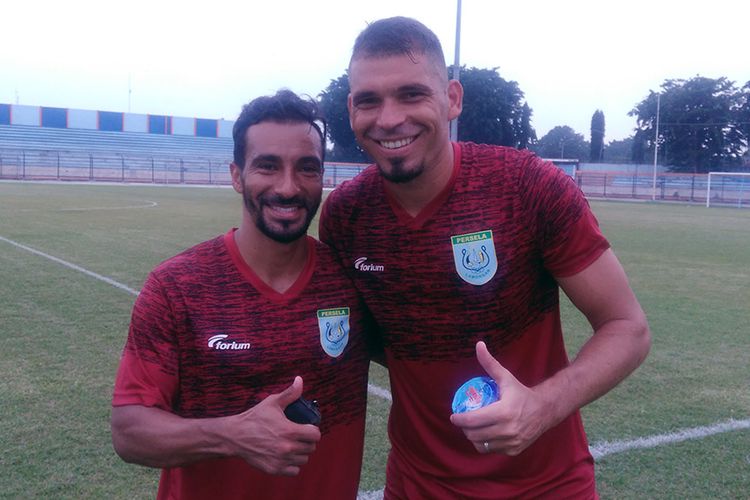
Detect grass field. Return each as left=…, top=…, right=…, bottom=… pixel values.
left=0, top=181, right=748, bottom=499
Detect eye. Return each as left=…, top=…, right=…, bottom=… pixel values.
left=255, top=162, right=278, bottom=172
left=401, top=90, right=427, bottom=102
left=353, top=96, right=380, bottom=109
left=299, top=161, right=323, bottom=177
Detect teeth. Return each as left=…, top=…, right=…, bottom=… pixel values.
left=270, top=205, right=299, bottom=213
left=380, top=137, right=414, bottom=149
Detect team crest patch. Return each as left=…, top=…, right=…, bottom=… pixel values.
left=317, top=307, right=350, bottom=358
left=451, top=230, right=498, bottom=286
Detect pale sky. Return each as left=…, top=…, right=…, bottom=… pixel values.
left=1, top=0, right=748, bottom=142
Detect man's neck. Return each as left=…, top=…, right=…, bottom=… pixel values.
left=384, top=141, right=455, bottom=217
left=233, top=222, right=310, bottom=294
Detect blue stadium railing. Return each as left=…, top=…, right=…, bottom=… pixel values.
left=0, top=124, right=367, bottom=186
left=1, top=124, right=746, bottom=206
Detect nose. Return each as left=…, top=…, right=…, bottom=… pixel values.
left=376, top=98, right=406, bottom=131
left=274, top=165, right=301, bottom=198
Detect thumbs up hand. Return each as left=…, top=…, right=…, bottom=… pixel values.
left=450, top=342, right=550, bottom=456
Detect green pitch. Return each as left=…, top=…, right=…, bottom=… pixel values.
left=0, top=182, right=747, bottom=498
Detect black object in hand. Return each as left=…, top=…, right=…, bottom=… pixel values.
left=284, top=397, right=321, bottom=426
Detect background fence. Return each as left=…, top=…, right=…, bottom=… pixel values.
left=0, top=147, right=366, bottom=188
left=1, top=146, right=748, bottom=207
left=576, top=171, right=749, bottom=207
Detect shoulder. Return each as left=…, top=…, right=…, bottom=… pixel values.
left=458, top=142, right=553, bottom=186
left=459, top=141, right=539, bottom=168
left=460, top=142, right=575, bottom=197
left=312, top=238, right=350, bottom=271
left=320, top=166, right=380, bottom=244
left=457, top=142, right=557, bottom=197
left=324, top=165, right=380, bottom=209
left=151, top=234, right=226, bottom=282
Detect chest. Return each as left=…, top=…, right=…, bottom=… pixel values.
left=172, top=280, right=368, bottom=407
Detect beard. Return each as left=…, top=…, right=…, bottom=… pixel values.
left=242, top=188, right=321, bottom=244
left=377, top=157, right=424, bottom=184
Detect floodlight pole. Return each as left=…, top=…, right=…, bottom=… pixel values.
left=651, top=92, right=661, bottom=201
left=449, top=0, right=462, bottom=142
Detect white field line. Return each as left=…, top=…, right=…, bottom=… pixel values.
left=367, top=383, right=392, bottom=402
left=589, top=417, right=750, bottom=460
left=57, top=201, right=158, bottom=212
left=0, top=234, right=393, bottom=401
left=357, top=492, right=384, bottom=500
left=357, top=418, right=750, bottom=499
left=10, top=201, right=159, bottom=212
left=0, top=235, right=140, bottom=296
left=3, top=234, right=748, bottom=497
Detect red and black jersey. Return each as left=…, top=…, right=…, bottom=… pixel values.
left=113, top=229, right=370, bottom=500
left=320, top=142, right=609, bottom=499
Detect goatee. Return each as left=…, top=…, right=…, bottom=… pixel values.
left=378, top=157, right=424, bottom=184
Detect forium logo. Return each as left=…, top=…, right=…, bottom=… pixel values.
left=354, top=257, right=384, bottom=272
left=207, top=334, right=251, bottom=351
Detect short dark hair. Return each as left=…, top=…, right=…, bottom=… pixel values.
left=232, top=89, right=327, bottom=167
left=350, top=16, right=447, bottom=71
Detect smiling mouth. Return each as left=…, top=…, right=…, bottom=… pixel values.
left=269, top=204, right=301, bottom=213
left=264, top=202, right=305, bottom=220
left=378, top=136, right=416, bottom=150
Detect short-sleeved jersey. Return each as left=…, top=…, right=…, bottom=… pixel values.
left=320, top=142, right=610, bottom=499
left=112, top=229, right=370, bottom=500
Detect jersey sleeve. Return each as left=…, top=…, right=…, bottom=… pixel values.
left=319, top=182, right=356, bottom=270
left=519, top=156, right=610, bottom=278
left=112, top=271, right=180, bottom=410
left=318, top=185, right=342, bottom=250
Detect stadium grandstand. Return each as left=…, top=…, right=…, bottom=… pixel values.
left=1, top=102, right=747, bottom=207
left=0, top=103, right=365, bottom=186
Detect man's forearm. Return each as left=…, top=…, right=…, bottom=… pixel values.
left=536, top=316, right=651, bottom=430
left=111, top=405, right=232, bottom=468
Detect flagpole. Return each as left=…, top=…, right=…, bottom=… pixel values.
left=449, top=0, right=462, bottom=142
left=651, top=92, right=660, bottom=201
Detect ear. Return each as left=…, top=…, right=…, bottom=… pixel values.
left=447, top=79, right=463, bottom=121
left=229, top=162, right=244, bottom=194
left=347, top=93, right=354, bottom=130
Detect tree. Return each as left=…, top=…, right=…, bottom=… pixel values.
left=629, top=76, right=747, bottom=173
left=631, top=129, right=647, bottom=164
left=739, top=81, right=750, bottom=167
left=516, top=103, right=536, bottom=150
left=533, top=126, right=588, bottom=160
left=450, top=66, right=534, bottom=148
left=589, top=110, right=605, bottom=162
left=603, top=137, right=635, bottom=163
left=318, top=74, right=369, bottom=163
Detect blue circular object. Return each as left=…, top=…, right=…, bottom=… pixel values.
left=452, top=376, right=500, bottom=414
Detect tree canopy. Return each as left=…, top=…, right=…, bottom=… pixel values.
left=533, top=126, right=588, bottom=160
left=629, top=76, right=748, bottom=173
left=318, top=70, right=749, bottom=170
left=589, top=110, right=605, bottom=162
left=450, top=66, right=535, bottom=148
left=603, top=137, right=634, bottom=163
left=317, top=74, right=369, bottom=163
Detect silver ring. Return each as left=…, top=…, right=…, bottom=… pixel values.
left=483, top=441, right=490, bottom=452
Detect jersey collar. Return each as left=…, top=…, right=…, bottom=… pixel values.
left=224, top=228, right=316, bottom=302
left=385, top=142, right=462, bottom=229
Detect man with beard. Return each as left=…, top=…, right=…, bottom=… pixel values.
left=111, top=90, right=370, bottom=500
left=320, top=17, right=651, bottom=499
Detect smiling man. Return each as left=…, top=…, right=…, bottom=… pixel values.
left=111, top=90, right=370, bottom=500
left=320, top=17, right=651, bottom=499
